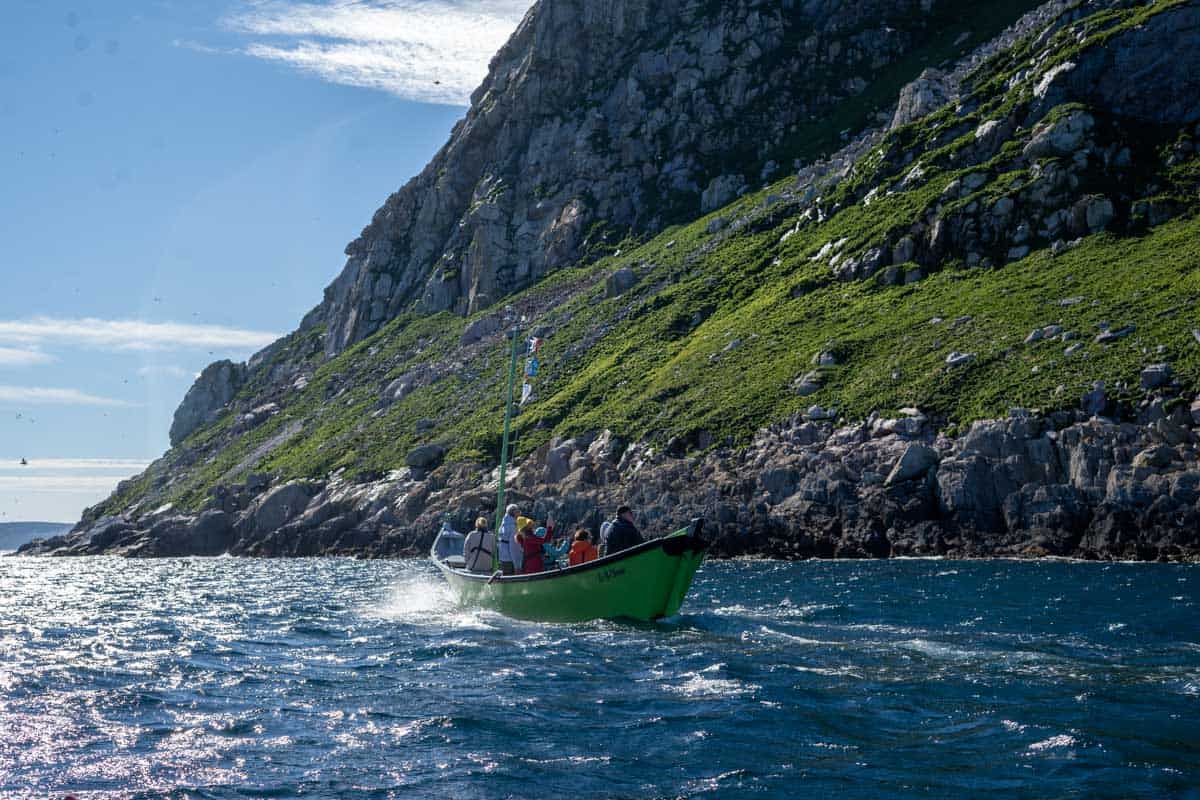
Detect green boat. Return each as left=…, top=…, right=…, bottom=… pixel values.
left=431, top=519, right=707, bottom=622
left=428, top=326, right=708, bottom=622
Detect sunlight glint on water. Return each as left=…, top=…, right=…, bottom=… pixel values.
left=0, top=557, right=1196, bottom=799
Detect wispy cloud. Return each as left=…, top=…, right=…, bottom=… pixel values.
left=0, top=458, right=152, bottom=471
left=0, top=475, right=133, bottom=493
left=0, top=317, right=279, bottom=353
left=217, top=0, right=532, bottom=105
left=0, top=347, right=54, bottom=367
left=0, top=386, right=133, bottom=408
left=0, top=458, right=150, bottom=500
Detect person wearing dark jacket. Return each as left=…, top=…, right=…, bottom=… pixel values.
left=605, top=505, right=644, bottom=555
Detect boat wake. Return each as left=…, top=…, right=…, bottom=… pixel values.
left=371, top=572, right=456, bottom=618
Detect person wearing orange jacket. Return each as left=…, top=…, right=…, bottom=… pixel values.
left=568, top=528, right=599, bottom=566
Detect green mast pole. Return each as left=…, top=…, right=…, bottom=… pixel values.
left=493, top=327, right=522, bottom=570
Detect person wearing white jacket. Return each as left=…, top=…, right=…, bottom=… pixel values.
left=497, top=504, right=519, bottom=574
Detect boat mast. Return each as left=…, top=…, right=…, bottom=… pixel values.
left=493, top=326, right=522, bottom=569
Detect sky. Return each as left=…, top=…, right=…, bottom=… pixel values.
left=0, top=0, right=531, bottom=522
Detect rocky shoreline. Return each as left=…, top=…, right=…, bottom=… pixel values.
left=21, top=381, right=1200, bottom=563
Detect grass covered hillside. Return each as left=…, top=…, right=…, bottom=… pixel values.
left=93, top=0, right=1200, bottom=523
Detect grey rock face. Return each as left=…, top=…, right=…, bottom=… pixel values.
left=1031, top=3, right=1200, bottom=125
left=169, top=360, right=247, bottom=446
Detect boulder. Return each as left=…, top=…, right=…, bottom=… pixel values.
left=586, top=429, right=623, bottom=463
left=189, top=510, right=235, bottom=555
left=793, top=371, right=823, bottom=396
left=544, top=443, right=575, bottom=484
left=805, top=405, right=836, bottom=421
left=945, top=351, right=976, bottom=368
left=84, top=517, right=135, bottom=551
left=1081, top=382, right=1108, bottom=417
left=461, top=314, right=502, bottom=345
left=406, top=444, right=447, bottom=470
left=249, top=482, right=316, bottom=533
left=1096, top=325, right=1135, bottom=344
left=246, top=472, right=272, bottom=493
left=1084, top=196, right=1114, bottom=232
left=891, top=236, right=916, bottom=265
left=1023, top=110, right=1094, bottom=159
left=701, top=174, right=745, bottom=213
left=605, top=267, right=637, bottom=298
left=1140, top=364, right=1173, bottom=391
left=1132, top=445, right=1175, bottom=470
left=886, top=443, right=939, bottom=485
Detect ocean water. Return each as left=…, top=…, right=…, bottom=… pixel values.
left=0, top=556, right=1196, bottom=800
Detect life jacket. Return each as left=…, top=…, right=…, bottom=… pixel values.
left=568, top=540, right=598, bottom=566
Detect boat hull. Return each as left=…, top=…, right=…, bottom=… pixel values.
left=433, top=526, right=707, bottom=622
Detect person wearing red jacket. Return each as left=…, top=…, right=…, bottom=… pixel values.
left=518, top=521, right=552, bottom=574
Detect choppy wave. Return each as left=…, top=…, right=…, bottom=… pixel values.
left=0, top=557, right=1196, bottom=799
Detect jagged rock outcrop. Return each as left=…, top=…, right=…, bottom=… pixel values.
left=890, top=68, right=952, bottom=129
left=168, top=360, right=246, bottom=445
left=1030, top=2, right=1200, bottom=125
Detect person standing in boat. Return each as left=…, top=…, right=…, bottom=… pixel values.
left=519, top=522, right=552, bottom=574
left=498, top=503, right=520, bottom=574
left=463, top=516, right=495, bottom=573
left=605, top=505, right=644, bottom=555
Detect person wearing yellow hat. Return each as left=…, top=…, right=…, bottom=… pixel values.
left=511, top=514, right=534, bottom=573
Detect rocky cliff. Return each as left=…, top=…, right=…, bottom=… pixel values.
left=21, top=0, right=1200, bottom=561
left=304, top=0, right=1046, bottom=354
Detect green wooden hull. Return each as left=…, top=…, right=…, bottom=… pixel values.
left=433, top=526, right=707, bottom=623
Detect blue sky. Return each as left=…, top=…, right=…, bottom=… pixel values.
left=0, top=0, right=530, bottom=522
